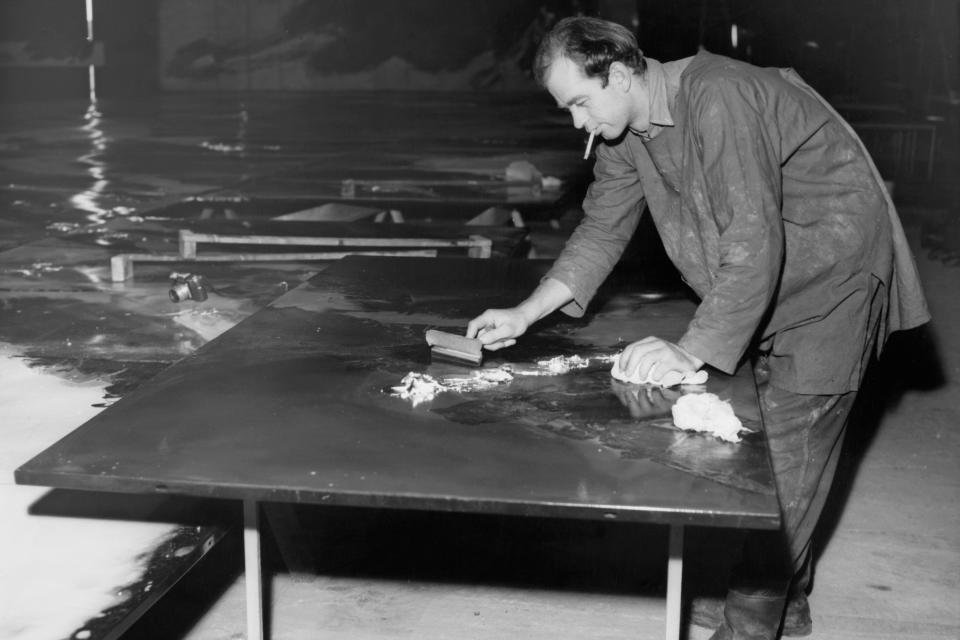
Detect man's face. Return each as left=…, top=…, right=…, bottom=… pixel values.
left=545, top=56, right=648, bottom=140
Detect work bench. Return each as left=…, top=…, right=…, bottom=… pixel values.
left=17, top=256, right=780, bottom=640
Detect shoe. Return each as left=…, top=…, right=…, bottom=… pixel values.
left=690, top=596, right=725, bottom=630
left=690, top=592, right=812, bottom=637
left=781, top=595, right=812, bottom=636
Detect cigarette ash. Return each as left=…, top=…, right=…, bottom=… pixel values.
left=390, top=354, right=617, bottom=405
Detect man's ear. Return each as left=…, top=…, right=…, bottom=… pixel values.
left=609, top=61, right=633, bottom=92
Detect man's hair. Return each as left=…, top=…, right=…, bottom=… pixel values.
left=533, top=16, right=646, bottom=88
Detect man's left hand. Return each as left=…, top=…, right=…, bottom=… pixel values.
left=616, top=337, right=704, bottom=386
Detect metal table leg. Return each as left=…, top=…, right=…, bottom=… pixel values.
left=665, top=524, right=684, bottom=640
left=244, top=499, right=264, bottom=640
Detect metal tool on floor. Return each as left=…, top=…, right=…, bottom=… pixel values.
left=425, top=329, right=483, bottom=366
left=168, top=272, right=211, bottom=302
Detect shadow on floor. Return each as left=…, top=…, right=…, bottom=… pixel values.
left=122, top=504, right=751, bottom=639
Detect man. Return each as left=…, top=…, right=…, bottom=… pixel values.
left=467, top=16, right=929, bottom=640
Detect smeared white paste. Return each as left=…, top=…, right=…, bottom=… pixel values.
left=391, top=353, right=617, bottom=405
left=391, top=372, right=445, bottom=405
left=391, top=368, right=514, bottom=406
left=671, top=392, right=745, bottom=442
left=514, top=353, right=618, bottom=377
left=534, top=354, right=591, bottom=375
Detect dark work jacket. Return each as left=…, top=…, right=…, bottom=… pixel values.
left=546, top=51, right=929, bottom=395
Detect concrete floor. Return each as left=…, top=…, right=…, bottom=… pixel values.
left=0, top=94, right=957, bottom=640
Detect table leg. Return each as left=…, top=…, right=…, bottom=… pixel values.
left=665, top=524, right=684, bottom=640
left=926, top=128, right=937, bottom=182
left=244, top=499, right=264, bottom=640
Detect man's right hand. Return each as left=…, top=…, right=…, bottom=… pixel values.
left=466, top=308, right=530, bottom=351
left=466, top=277, right=574, bottom=351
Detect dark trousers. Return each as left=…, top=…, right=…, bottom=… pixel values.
left=716, top=275, right=887, bottom=639
left=739, top=357, right=858, bottom=584
left=717, top=358, right=864, bottom=639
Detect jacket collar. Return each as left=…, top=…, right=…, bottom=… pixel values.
left=641, top=56, right=694, bottom=139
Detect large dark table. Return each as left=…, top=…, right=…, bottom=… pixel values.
left=16, top=256, right=780, bottom=640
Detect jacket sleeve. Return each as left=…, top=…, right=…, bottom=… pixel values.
left=677, top=76, right=785, bottom=372
left=545, top=142, right=646, bottom=317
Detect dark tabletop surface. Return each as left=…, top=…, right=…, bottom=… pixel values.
left=16, top=256, right=779, bottom=529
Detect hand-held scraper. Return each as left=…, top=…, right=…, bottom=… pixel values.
left=425, top=329, right=483, bottom=366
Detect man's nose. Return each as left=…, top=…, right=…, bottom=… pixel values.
left=570, top=107, right=588, bottom=130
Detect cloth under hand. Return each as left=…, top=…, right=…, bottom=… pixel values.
left=610, top=353, right=708, bottom=387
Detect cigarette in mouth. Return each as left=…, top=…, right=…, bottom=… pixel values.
left=583, top=131, right=595, bottom=160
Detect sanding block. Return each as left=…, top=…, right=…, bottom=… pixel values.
left=425, top=329, right=483, bottom=366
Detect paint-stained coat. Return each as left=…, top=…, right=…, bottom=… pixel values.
left=546, top=51, right=929, bottom=395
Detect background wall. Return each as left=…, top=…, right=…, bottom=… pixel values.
left=0, top=0, right=956, bottom=114
left=150, top=0, right=958, bottom=108
left=0, top=0, right=158, bottom=100
left=628, top=0, right=960, bottom=114
left=0, top=0, right=91, bottom=100
left=157, top=0, right=581, bottom=91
